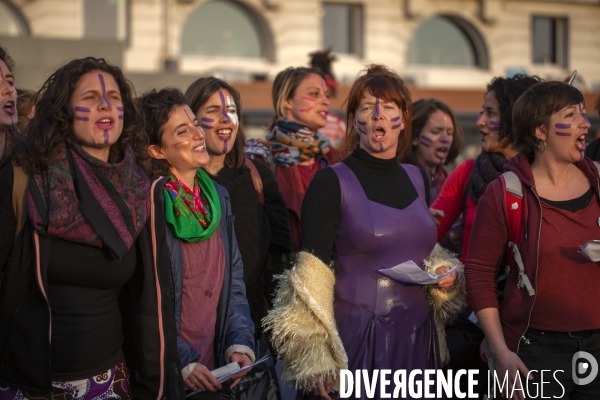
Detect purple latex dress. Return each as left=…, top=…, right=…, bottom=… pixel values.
left=330, top=162, right=440, bottom=397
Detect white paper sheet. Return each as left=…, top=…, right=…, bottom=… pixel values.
left=579, top=240, right=600, bottom=262
left=377, top=260, right=458, bottom=285
left=186, top=355, right=270, bottom=396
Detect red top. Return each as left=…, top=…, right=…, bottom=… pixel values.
left=276, top=163, right=321, bottom=253
left=529, top=198, right=600, bottom=331
left=179, top=229, right=225, bottom=370
left=432, top=158, right=476, bottom=263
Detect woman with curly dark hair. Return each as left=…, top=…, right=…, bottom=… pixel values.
left=403, top=98, right=464, bottom=202
left=429, top=74, right=542, bottom=397
left=0, top=57, right=184, bottom=399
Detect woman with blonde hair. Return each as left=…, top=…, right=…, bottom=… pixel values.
left=246, top=67, right=338, bottom=253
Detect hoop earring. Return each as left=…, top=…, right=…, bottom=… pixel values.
left=538, top=140, right=547, bottom=153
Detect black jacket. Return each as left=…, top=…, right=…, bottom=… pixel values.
left=0, top=163, right=186, bottom=398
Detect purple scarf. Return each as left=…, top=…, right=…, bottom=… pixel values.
left=28, top=143, right=150, bottom=260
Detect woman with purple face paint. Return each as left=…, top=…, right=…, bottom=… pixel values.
left=265, top=65, right=464, bottom=400
left=245, top=67, right=339, bottom=253
left=403, top=98, right=464, bottom=202
left=466, top=81, right=600, bottom=399
left=0, top=58, right=185, bottom=399
left=185, top=77, right=290, bottom=400
left=0, top=46, right=18, bottom=163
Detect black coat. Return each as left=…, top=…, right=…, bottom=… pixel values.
left=0, top=163, right=185, bottom=398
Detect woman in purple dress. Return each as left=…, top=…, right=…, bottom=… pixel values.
left=265, top=65, right=464, bottom=400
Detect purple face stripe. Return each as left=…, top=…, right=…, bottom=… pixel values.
left=391, top=124, right=402, bottom=130
left=98, top=74, right=111, bottom=108
left=201, top=117, right=214, bottom=122
left=218, top=91, right=231, bottom=122
left=555, top=131, right=572, bottom=136
left=74, top=106, right=91, bottom=112
left=390, top=116, right=401, bottom=122
left=579, top=104, right=591, bottom=125
left=419, top=139, right=431, bottom=148
left=357, top=127, right=367, bottom=135
left=201, top=124, right=213, bottom=130
left=375, top=97, right=380, bottom=118
left=116, top=106, right=124, bottom=111
left=357, top=120, right=367, bottom=126
left=488, top=120, right=500, bottom=126
left=223, top=140, right=228, bottom=154
left=118, top=115, right=123, bottom=120
left=555, top=123, right=571, bottom=129
left=75, top=116, right=89, bottom=121
left=420, top=136, right=433, bottom=143
left=488, top=126, right=500, bottom=132
left=379, top=143, right=384, bottom=151
left=103, top=129, right=109, bottom=144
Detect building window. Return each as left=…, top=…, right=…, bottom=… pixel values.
left=532, top=16, right=568, bottom=67
left=321, top=3, right=363, bottom=57
left=407, top=16, right=487, bottom=67
left=0, top=0, right=29, bottom=37
left=181, top=1, right=265, bottom=59
left=84, top=0, right=119, bottom=39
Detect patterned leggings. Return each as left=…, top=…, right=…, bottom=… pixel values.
left=0, top=360, right=131, bottom=400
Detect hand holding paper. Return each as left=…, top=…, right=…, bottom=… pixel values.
left=378, top=260, right=458, bottom=285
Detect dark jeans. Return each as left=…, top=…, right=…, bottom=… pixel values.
left=515, top=328, right=600, bottom=400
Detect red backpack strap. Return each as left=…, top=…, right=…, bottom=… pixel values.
left=500, top=171, right=535, bottom=296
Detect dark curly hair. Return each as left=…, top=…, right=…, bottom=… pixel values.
left=339, top=64, right=412, bottom=161
left=0, top=45, right=15, bottom=71
left=185, top=77, right=246, bottom=169
left=136, top=87, right=188, bottom=178
left=485, top=74, right=543, bottom=145
left=513, top=81, right=585, bottom=162
left=404, top=98, right=464, bottom=166
left=11, top=57, right=146, bottom=175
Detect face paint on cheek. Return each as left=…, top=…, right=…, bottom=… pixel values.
left=419, top=139, right=431, bottom=148
left=226, top=96, right=239, bottom=126
left=74, top=106, right=91, bottom=121
left=200, top=117, right=214, bottom=130
left=98, top=74, right=111, bottom=108
left=554, top=122, right=572, bottom=136
left=488, top=120, right=500, bottom=132
left=301, top=96, right=317, bottom=103
left=356, top=121, right=368, bottom=135
left=117, top=106, right=124, bottom=120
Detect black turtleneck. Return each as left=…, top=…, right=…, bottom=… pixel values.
left=301, top=148, right=428, bottom=264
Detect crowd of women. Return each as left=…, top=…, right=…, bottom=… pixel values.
left=0, top=42, right=599, bottom=400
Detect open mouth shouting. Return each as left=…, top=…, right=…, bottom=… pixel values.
left=373, top=126, right=386, bottom=142
left=435, top=146, right=449, bottom=161
left=96, top=117, right=114, bottom=130
left=575, top=133, right=587, bottom=152
left=3, top=100, right=15, bottom=115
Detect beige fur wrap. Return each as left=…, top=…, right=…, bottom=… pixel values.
left=263, top=245, right=465, bottom=393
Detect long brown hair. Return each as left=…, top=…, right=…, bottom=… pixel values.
left=403, top=98, right=464, bottom=165
left=339, top=64, right=412, bottom=160
left=185, top=77, right=246, bottom=169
